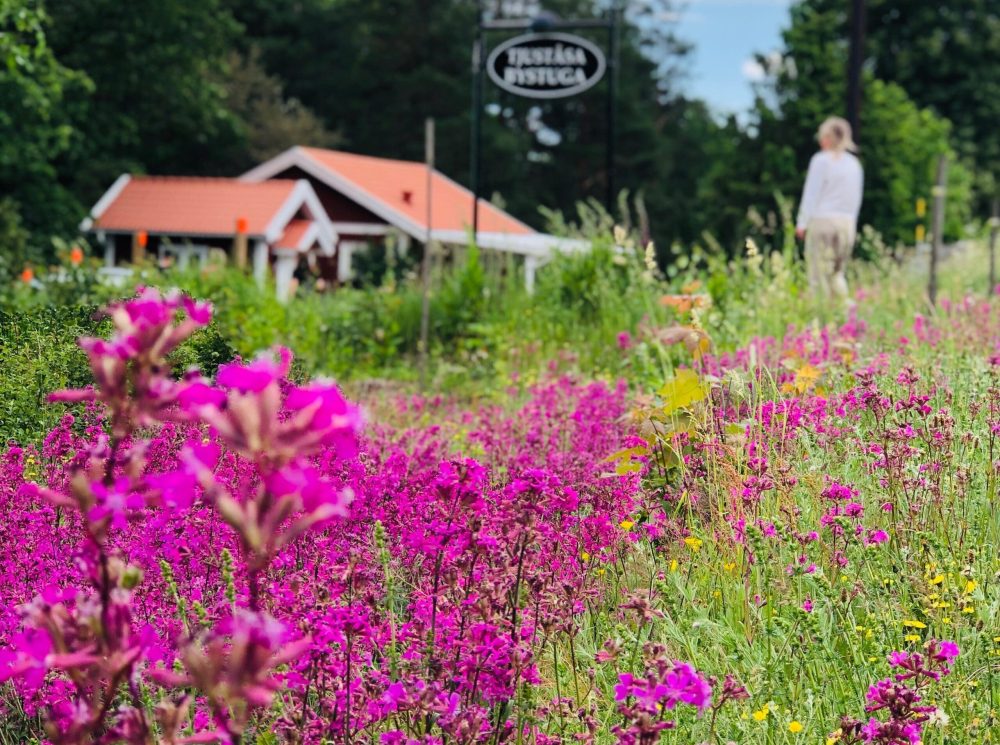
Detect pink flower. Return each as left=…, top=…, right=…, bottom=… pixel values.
left=216, top=347, right=292, bottom=393
left=937, top=641, right=959, bottom=660
left=867, top=529, right=889, bottom=545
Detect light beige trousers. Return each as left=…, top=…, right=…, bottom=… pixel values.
left=805, top=216, right=855, bottom=300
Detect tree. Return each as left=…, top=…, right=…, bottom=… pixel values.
left=866, top=0, right=1000, bottom=203
left=0, top=0, right=90, bottom=250
left=219, top=48, right=340, bottom=171
left=45, top=0, right=244, bottom=205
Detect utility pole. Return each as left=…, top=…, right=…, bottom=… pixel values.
left=420, top=118, right=435, bottom=388
left=846, top=0, right=866, bottom=139
left=928, top=155, right=947, bottom=307
left=990, top=199, right=999, bottom=295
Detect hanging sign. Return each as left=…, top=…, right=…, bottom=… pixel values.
left=487, top=32, right=606, bottom=99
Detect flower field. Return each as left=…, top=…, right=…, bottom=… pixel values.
left=2, top=245, right=999, bottom=744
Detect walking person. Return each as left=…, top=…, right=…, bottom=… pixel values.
left=795, top=116, right=864, bottom=301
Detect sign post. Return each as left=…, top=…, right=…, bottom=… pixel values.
left=928, top=156, right=947, bottom=307
left=470, top=4, right=620, bottom=240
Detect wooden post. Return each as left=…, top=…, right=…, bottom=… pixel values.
left=233, top=217, right=249, bottom=269
left=989, top=199, right=999, bottom=295
left=131, top=230, right=148, bottom=265
left=928, top=155, right=947, bottom=307
left=419, top=118, right=435, bottom=388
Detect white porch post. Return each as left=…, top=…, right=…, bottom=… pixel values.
left=397, top=232, right=412, bottom=257
left=337, top=241, right=359, bottom=283
left=176, top=245, right=191, bottom=271
left=273, top=250, right=298, bottom=303
left=100, top=232, right=114, bottom=267
left=253, top=240, right=269, bottom=287
left=524, top=255, right=539, bottom=295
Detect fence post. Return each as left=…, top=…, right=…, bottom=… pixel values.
left=928, top=155, right=947, bottom=307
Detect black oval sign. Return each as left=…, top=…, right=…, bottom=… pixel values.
left=486, top=32, right=607, bottom=100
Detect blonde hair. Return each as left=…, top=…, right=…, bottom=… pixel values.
left=817, top=116, right=857, bottom=153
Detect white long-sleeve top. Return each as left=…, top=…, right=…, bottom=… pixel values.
left=796, top=150, right=864, bottom=230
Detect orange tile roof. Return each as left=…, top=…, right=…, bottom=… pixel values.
left=276, top=219, right=314, bottom=250
left=93, top=176, right=300, bottom=237
left=299, top=148, right=535, bottom=236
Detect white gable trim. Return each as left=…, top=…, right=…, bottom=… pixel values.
left=262, top=180, right=337, bottom=256
left=431, top=229, right=588, bottom=258
left=283, top=221, right=335, bottom=255
left=80, top=174, right=132, bottom=231
left=331, top=221, right=392, bottom=237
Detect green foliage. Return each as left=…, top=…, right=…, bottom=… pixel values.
left=0, top=305, right=98, bottom=443
left=218, top=47, right=340, bottom=171
left=0, top=0, right=90, bottom=246
left=0, top=198, right=31, bottom=280
left=866, top=0, right=1000, bottom=203
left=862, top=79, right=973, bottom=244
left=0, top=301, right=236, bottom=443
left=45, top=0, right=244, bottom=203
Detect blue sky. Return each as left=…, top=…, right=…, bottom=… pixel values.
left=673, top=0, right=793, bottom=115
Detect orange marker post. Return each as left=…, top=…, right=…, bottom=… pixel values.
left=233, top=217, right=249, bottom=269
left=132, top=230, right=148, bottom=265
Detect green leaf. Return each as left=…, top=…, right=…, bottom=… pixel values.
left=658, top=369, right=707, bottom=415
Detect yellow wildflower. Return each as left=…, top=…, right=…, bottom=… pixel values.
left=619, top=520, right=634, bottom=531
left=669, top=559, right=679, bottom=572
left=752, top=704, right=769, bottom=722
left=580, top=551, right=590, bottom=563
left=929, top=574, right=944, bottom=585
left=793, top=364, right=821, bottom=393
left=724, top=561, right=737, bottom=572
left=905, top=634, right=921, bottom=643
left=684, top=536, right=703, bottom=552
left=789, top=720, right=803, bottom=733
left=965, top=580, right=977, bottom=594
left=902, top=620, right=926, bottom=629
